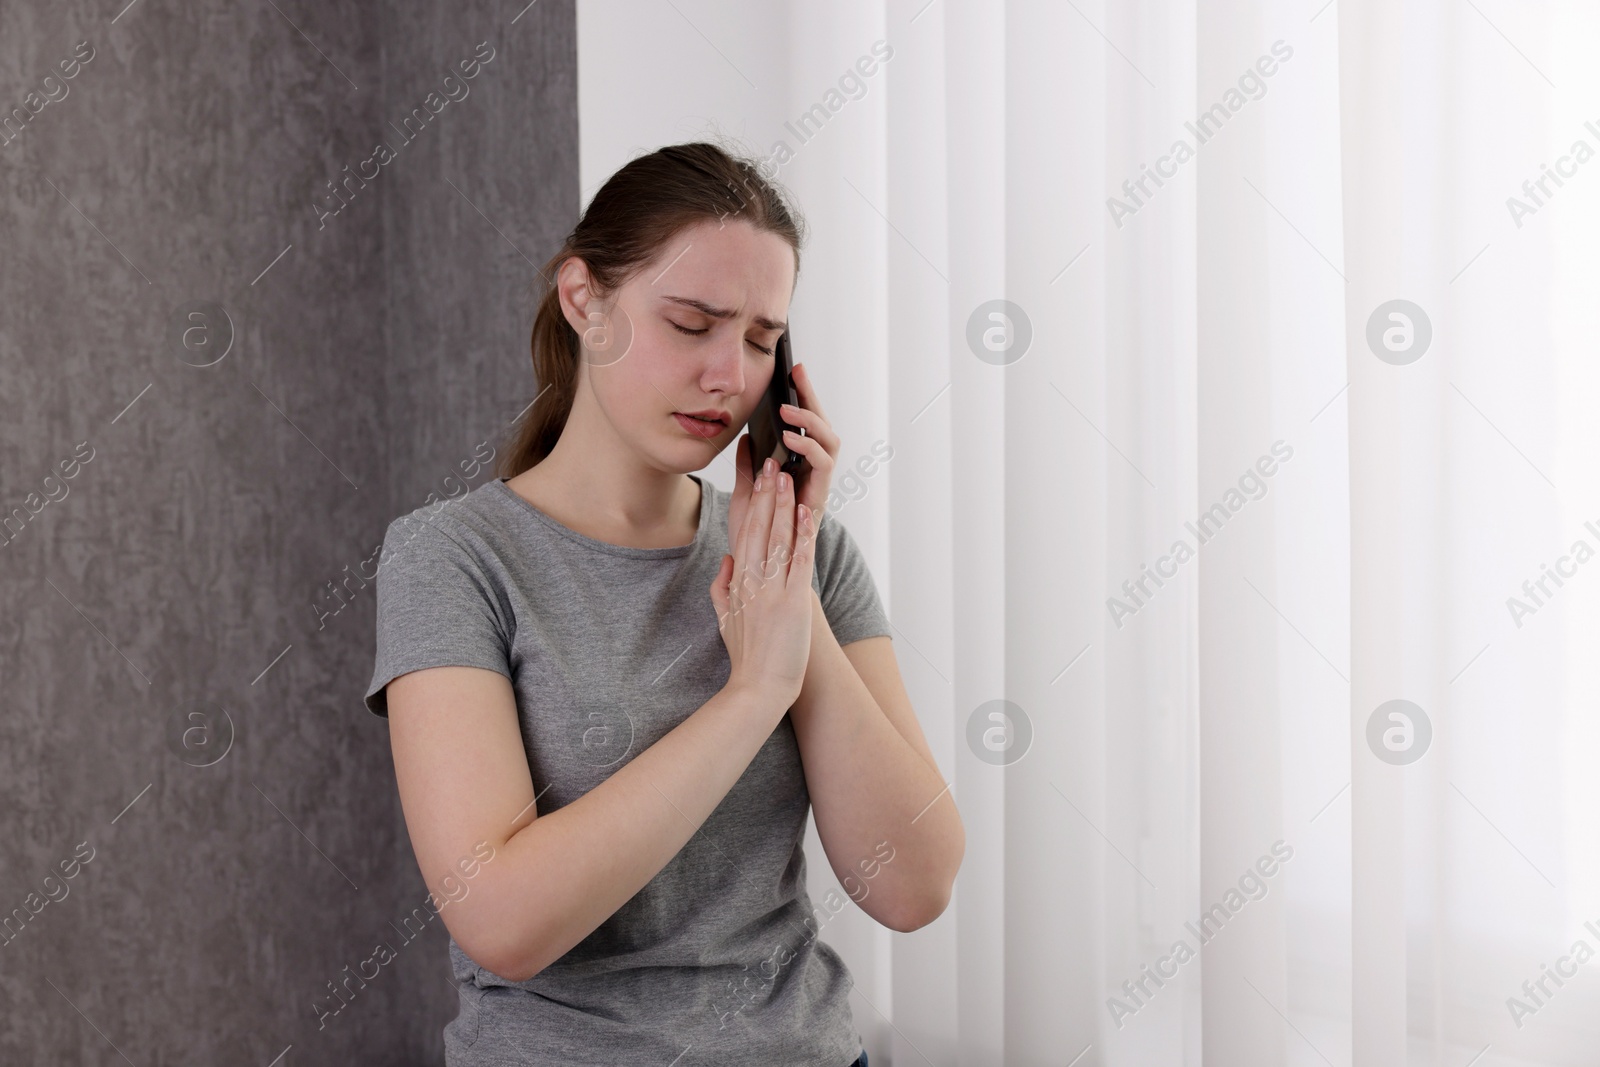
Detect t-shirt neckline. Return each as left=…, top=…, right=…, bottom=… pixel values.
left=490, top=474, right=712, bottom=560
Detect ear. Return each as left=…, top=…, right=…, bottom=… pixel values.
left=555, top=256, right=599, bottom=335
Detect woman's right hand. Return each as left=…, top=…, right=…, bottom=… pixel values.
left=710, top=457, right=816, bottom=710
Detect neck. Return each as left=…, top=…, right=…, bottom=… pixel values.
left=513, top=394, right=701, bottom=542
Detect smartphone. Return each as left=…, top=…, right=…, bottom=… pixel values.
left=746, top=327, right=809, bottom=484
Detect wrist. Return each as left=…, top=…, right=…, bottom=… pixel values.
left=723, top=674, right=800, bottom=718
left=791, top=591, right=834, bottom=719
left=808, top=585, right=829, bottom=635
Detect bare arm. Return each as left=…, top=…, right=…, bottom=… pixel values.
left=387, top=666, right=789, bottom=981
left=789, top=595, right=964, bottom=933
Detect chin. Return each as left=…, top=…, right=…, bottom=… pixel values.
left=654, top=440, right=723, bottom=473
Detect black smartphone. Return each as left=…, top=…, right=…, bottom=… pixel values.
left=746, top=326, right=809, bottom=484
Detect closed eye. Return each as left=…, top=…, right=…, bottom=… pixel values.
left=669, top=320, right=774, bottom=356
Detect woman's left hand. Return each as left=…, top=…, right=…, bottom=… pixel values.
left=776, top=363, right=839, bottom=525
left=728, top=362, right=840, bottom=547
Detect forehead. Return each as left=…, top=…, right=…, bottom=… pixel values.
left=635, top=218, right=795, bottom=323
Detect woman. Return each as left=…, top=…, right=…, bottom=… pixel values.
left=364, top=142, right=964, bottom=1066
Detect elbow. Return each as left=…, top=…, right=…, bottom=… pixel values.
left=460, top=929, right=548, bottom=983
left=881, top=884, right=952, bottom=933
left=446, top=831, right=577, bottom=983
left=448, top=894, right=551, bottom=983
left=476, top=950, right=542, bottom=984
left=880, top=837, right=962, bottom=933
left=462, top=926, right=522, bottom=980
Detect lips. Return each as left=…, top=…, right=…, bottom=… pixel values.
left=673, top=412, right=727, bottom=439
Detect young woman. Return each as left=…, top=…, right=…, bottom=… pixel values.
left=364, top=142, right=964, bottom=1066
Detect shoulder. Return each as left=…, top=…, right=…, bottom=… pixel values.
left=812, top=501, right=866, bottom=560
left=810, top=507, right=871, bottom=597
left=810, top=506, right=890, bottom=644
left=697, top=473, right=732, bottom=524
left=378, top=480, right=512, bottom=575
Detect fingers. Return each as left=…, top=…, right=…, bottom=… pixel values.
left=736, top=459, right=779, bottom=601
left=770, top=468, right=797, bottom=586
left=733, top=433, right=754, bottom=501
left=788, top=502, right=816, bottom=594
left=777, top=399, right=839, bottom=457
left=751, top=461, right=778, bottom=578
left=780, top=426, right=832, bottom=475
left=709, top=552, right=732, bottom=628
left=726, top=459, right=816, bottom=633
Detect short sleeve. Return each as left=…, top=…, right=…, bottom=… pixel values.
left=811, top=511, right=892, bottom=648
left=363, top=513, right=512, bottom=717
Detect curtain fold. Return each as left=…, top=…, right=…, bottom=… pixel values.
left=1339, top=1, right=1415, bottom=1060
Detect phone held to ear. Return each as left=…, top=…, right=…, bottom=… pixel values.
left=746, top=326, right=809, bottom=484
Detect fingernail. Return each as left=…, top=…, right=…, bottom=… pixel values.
left=798, top=504, right=811, bottom=526
left=778, top=472, right=790, bottom=493
left=764, top=457, right=776, bottom=476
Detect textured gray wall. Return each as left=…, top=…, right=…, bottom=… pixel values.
left=0, top=1, right=576, bottom=1063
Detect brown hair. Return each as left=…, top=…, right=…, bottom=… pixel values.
left=497, top=141, right=806, bottom=479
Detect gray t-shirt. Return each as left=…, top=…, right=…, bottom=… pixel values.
left=364, top=474, right=890, bottom=1066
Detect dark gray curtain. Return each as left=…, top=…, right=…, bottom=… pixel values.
left=0, top=1, right=576, bottom=1062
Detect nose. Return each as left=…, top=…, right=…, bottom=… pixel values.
left=699, top=333, right=746, bottom=397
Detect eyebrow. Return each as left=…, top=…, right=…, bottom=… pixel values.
left=661, top=295, right=786, bottom=333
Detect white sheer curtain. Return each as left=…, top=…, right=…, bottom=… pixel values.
left=579, top=0, right=1600, bottom=1062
